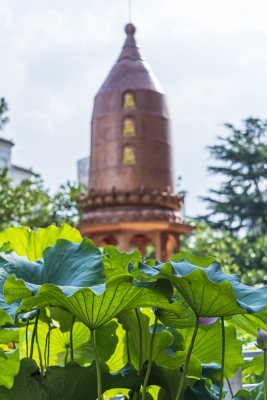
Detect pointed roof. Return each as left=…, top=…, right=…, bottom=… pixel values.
left=98, top=23, right=163, bottom=94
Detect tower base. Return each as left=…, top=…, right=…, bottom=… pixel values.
left=79, top=220, right=194, bottom=261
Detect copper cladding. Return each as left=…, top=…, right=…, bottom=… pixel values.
left=89, top=23, right=174, bottom=194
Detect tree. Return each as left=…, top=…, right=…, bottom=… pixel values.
left=0, top=97, right=86, bottom=230
left=201, top=117, right=267, bottom=238
left=0, top=168, right=85, bottom=230
left=181, top=222, right=267, bottom=286
left=0, top=98, right=9, bottom=131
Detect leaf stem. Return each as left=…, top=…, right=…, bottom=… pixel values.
left=90, top=329, right=103, bottom=400
left=226, top=377, right=234, bottom=398
left=47, top=325, right=51, bottom=367
left=36, top=328, right=44, bottom=376
left=30, top=309, right=40, bottom=359
left=142, top=315, right=159, bottom=400
left=44, top=324, right=51, bottom=368
left=219, top=316, right=225, bottom=400
left=126, top=331, right=131, bottom=364
left=135, top=309, right=143, bottom=374
left=44, top=330, right=48, bottom=369
left=64, top=346, right=69, bottom=366
left=70, top=315, right=75, bottom=362
left=26, top=321, right=29, bottom=358
left=175, top=316, right=199, bottom=400
left=264, top=348, right=267, bottom=400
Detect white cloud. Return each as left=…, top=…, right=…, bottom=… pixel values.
left=1, top=0, right=267, bottom=215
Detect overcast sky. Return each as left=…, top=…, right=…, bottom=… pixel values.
left=1, top=0, right=267, bottom=217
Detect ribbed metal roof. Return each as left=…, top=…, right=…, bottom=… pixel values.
left=98, top=23, right=163, bottom=93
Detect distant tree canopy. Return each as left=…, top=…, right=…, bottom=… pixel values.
left=200, top=117, right=267, bottom=238
left=183, top=117, right=267, bottom=285
left=0, top=168, right=85, bottom=231
left=0, top=98, right=9, bottom=131
left=181, top=222, right=267, bottom=286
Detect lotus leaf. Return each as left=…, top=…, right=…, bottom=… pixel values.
left=118, top=309, right=201, bottom=377
left=0, top=358, right=143, bottom=400
left=234, top=382, right=264, bottom=400
left=103, top=245, right=141, bottom=278
left=242, top=354, right=264, bottom=377
left=1, top=238, right=105, bottom=319
left=183, top=321, right=243, bottom=378
left=8, top=276, right=180, bottom=330
left=0, top=224, right=82, bottom=260
left=183, top=379, right=219, bottom=399
left=19, top=318, right=120, bottom=369
left=130, top=256, right=267, bottom=316
left=0, top=348, right=19, bottom=389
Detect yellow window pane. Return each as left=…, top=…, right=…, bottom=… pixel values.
left=123, top=146, right=136, bottom=164
left=123, top=118, right=136, bottom=136
left=123, top=92, right=136, bottom=110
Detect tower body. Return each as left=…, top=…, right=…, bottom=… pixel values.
left=79, top=24, right=193, bottom=260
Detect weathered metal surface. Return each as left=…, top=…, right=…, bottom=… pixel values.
left=89, top=23, right=174, bottom=193
left=79, top=23, right=193, bottom=257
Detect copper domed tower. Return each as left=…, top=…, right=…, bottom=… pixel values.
left=79, top=23, right=193, bottom=260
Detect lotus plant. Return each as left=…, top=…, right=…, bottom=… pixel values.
left=0, top=225, right=266, bottom=399
left=256, top=328, right=267, bottom=400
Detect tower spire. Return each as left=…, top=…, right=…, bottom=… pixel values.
left=79, top=16, right=194, bottom=259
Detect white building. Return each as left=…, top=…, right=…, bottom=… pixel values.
left=0, top=136, right=33, bottom=184
left=77, top=156, right=89, bottom=187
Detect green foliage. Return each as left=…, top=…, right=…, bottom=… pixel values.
left=235, top=382, right=264, bottom=399
left=0, top=349, right=19, bottom=389
left=0, top=98, right=9, bottom=130
left=0, top=168, right=85, bottom=231
left=0, top=225, right=266, bottom=399
left=130, top=256, right=267, bottom=316
left=0, top=224, right=82, bottom=260
left=181, top=222, right=267, bottom=285
left=201, top=117, right=267, bottom=237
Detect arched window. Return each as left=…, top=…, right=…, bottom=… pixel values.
left=129, top=234, right=153, bottom=258
left=123, top=91, right=136, bottom=110
left=122, top=117, right=136, bottom=136
left=100, top=235, right=118, bottom=247
left=122, top=145, right=136, bottom=164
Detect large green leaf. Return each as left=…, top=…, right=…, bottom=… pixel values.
left=0, top=328, right=19, bottom=344
left=104, top=319, right=128, bottom=373
left=103, top=245, right=141, bottom=278
left=242, top=354, right=264, bottom=377
left=0, top=358, right=43, bottom=399
left=45, top=362, right=142, bottom=400
left=183, top=321, right=243, bottom=379
left=170, top=251, right=216, bottom=267
left=0, top=358, right=143, bottom=400
left=0, top=348, right=20, bottom=389
left=19, top=318, right=121, bottom=370
left=130, top=256, right=267, bottom=316
left=8, top=276, right=181, bottom=330
left=183, top=379, right=219, bottom=400
left=157, top=296, right=196, bottom=328
left=232, top=314, right=267, bottom=337
left=234, top=382, right=264, bottom=400
left=0, top=224, right=82, bottom=260
left=48, top=307, right=74, bottom=332
left=118, top=309, right=201, bottom=378
left=0, top=308, right=13, bottom=327
left=19, top=319, right=91, bottom=366
left=1, top=238, right=105, bottom=319
left=148, top=363, right=195, bottom=400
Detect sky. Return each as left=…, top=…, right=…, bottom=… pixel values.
left=1, top=0, right=267, bottom=217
